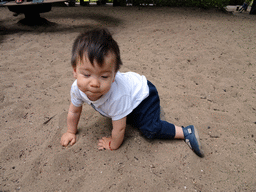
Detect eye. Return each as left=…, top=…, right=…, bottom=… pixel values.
left=84, top=74, right=90, bottom=77
left=102, top=76, right=109, bottom=79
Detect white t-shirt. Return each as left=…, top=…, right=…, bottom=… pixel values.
left=70, top=71, right=149, bottom=121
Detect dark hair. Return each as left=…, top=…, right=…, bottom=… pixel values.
left=71, top=28, right=122, bottom=72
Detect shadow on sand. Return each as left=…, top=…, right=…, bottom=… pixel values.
left=0, top=5, right=123, bottom=44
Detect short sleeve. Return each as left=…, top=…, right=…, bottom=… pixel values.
left=70, top=81, right=83, bottom=107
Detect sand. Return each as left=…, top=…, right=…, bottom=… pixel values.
left=0, top=4, right=256, bottom=192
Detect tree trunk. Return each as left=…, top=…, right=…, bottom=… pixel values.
left=250, top=0, right=256, bottom=14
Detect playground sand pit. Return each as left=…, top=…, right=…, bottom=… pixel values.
left=0, top=5, right=256, bottom=191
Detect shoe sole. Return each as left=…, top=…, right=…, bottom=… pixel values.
left=194, top=126, right=204, bottom=157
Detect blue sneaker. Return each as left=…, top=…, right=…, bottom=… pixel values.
left=183, top=125, right=204, bottom=157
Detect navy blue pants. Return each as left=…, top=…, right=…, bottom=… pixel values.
left=127, top=81, right=176, bottom=139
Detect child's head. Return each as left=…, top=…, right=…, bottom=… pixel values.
left=71, top=28, right=122, bottom=72
left=71, top=29, right=122, bottom=101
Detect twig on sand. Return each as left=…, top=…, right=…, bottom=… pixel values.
left=43, top=114, right=56, bottom=125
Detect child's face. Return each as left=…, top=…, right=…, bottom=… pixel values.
left=73, top=51, right=117, bottom=101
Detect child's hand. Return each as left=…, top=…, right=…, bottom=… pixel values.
left=98, top=137, right=112, bottom=150
left=61, top=132, right=76, bottom=147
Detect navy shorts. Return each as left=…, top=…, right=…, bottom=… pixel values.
left=127, top=81, right=176, bottom=139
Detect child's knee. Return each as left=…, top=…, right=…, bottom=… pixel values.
left=140, top=122, right=160, bottom=139
left=141, top=129, right=157, bottom=139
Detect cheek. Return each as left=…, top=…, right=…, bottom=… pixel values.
left=102, top=80, right=112, bottom=91
left=77, top=77, right=88, bottom=89
left=77, top=82, right=84, bottom=91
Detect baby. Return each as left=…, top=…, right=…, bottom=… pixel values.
left=61, top=28, right=204, bottom=157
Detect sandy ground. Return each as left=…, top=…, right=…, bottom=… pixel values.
left=0, top=4, right=256, bottom=192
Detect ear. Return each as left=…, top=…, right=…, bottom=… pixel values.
left=112, top=71, right=117, bottom=83
left=73, top=67, right=77, bottom=79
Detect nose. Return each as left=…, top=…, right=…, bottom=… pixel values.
left=90, top=77, right=100, bottom=88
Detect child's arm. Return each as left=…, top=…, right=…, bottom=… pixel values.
left=61, top=103, right=82, bottom=147
left=98, top=117, right=127, bottom=150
